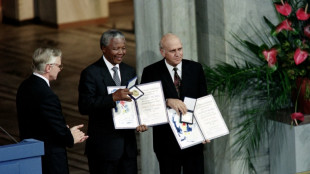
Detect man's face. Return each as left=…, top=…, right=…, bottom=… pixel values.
left=102, top=38, right=126, bottom=65
left=160, top=36, right=183, bottom=67
left=48, top=56, right=62, bottom=81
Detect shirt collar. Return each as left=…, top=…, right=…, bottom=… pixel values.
left=103, top=55, right=120, bottom=70
left=33, top=72, right=50, bottom=87
left=165, top=59, right=182, bottom=73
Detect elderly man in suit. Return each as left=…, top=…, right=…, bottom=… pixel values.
left=16, top=47, right=88, bottom=174
left=141, top=33, right=209, bottom=174
left=78, top=29, right=147, bottom=174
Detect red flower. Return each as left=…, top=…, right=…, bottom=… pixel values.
left=263, top=48, right=277, bottom=67
left=291, top=112, right=304, bottom=122
left=294, top=48, right=308, bottom=65
left=296, top=7, right=310, bottom=20
left=275, top=19, right=293, bottom=33
left=275, top=2, right=292, bottom=16
left=304, top=24, right=310, bottom=38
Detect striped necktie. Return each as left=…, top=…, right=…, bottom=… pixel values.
left=173, top=67, right=181, bottom=97
left=112, top=67, right=121, bottom=86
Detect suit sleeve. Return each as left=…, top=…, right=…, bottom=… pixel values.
left=40, top=93, right=74, bottom=148
left=78, top=68, right=116, bottom=115
left=141, top=67, right=152, bottom=84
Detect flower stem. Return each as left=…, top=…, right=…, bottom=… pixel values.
left=295, top=83, right=302, bottom=112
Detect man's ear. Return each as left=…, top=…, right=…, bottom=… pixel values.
left=160, top=48, right=165, bottom=57
left=101, top=46, right=106, bottom=53
left=45, top=64, right=51, bottom=73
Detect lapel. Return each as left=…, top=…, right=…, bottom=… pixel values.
left=119, top=63, right=131, bottom=86
left=98, top=58, right=117, bottom=87
left=159, top=59, right=179, bottom=98
left=181, top=60, right=190, bottom=97
left=99, top=59, right=132, bottom=87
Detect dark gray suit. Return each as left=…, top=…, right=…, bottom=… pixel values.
left=78, top=58, right=137, bottom=173
left=16, top=74, right=74, bottom=174
left=141, top=59, right=207, bottom=174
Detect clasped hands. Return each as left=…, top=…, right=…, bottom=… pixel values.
left=69, top=124, right=89, bottom=144
left=112, top=88, right=148, bottom=133
left=166, top=98, right=211, bottom=144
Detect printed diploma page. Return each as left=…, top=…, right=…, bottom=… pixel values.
left=194, top=95, right=229, bottom=140
left=107, top=81, right=168, bottom=129
left=168, top=95, right=229, bottom=149
left=136, top=81, right=168, bottom=126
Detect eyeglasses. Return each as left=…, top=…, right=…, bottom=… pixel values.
left=48, top=63, right=63, bottom=70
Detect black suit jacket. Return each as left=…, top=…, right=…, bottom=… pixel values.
left=78, top=58, right=137, bottom=160
left=16, top=74, right=74, bottom=174
left=141, top=59, right=207, bottom=155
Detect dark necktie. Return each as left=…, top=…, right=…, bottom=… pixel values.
left=173, top=67, right=181, bottom=97
left=112, top=67, right=121, bottom=86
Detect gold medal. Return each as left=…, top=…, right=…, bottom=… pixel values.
left=132, top=89, right=139, bottom=97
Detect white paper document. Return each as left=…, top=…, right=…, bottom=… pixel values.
left=136, top=82, right=168, bottom=126
left=181, top=97, right=196, bottom=123
left=108, top=81, right=168, bottom=129
left=168, top=108, right=204, bottom=149
left=194, top=95, right=229, bottom=140
left=107, top=86, right=139, bottom=129
left=184, top=97, right=196, bottom=111
left=168, top=94, right=229, bottom=149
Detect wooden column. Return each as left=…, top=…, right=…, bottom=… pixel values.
left=38, top=0, right=109, bottom=29
left=2, top=0, right=35, bottom=22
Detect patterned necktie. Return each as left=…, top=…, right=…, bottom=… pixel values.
left=173, top=67, right=181, bottom=97
left=112, top=67, right=121, bottom=86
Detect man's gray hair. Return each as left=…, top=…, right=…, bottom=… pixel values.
left=32, top=48, right=62, bottom=73
left=100, top=29, right=125, bottom=48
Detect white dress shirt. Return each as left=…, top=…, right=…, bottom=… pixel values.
left=165, top=60, right=182, bottom=82
left=103, top=55, right=121, bottom=82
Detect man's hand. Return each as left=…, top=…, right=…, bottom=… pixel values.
left=166, top=98, right=187, bottom=115
left=136, top=124, right=148, bottom=133
left=70, top=124, right=89, bottom=144
left=112, top=89, right=132, bottom=102
left=202, top=139, right=211, bottom=144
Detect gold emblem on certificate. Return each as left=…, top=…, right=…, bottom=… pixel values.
left=132, top=89, right=139, bottom=97
left=129, top=86, right=144, bottom=100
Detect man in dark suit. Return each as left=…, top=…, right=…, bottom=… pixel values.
left=16, top=47, right=88, bottom=174
left=78, top=29, right=147, bottom=174
left=141, top=33, right=209, bottom=174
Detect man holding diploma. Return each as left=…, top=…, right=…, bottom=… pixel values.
left=141, top=33, right=209, bottom=174
left=78, top=29, right=147, bottom=174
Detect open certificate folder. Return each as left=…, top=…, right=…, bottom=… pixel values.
left=168, top=94, right=229, bottom=149
left=107, top=81, right=168, bottom=129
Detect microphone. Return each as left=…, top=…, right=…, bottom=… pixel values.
left=0, top=126, right=18, bottom=143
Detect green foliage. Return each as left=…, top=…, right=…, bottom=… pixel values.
left=202, top=0, right=310, bottom=172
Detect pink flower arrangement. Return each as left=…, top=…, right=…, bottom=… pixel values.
left=259, top=0, right=310, bottom=123
left=265, top=0, right=310, bottom=68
